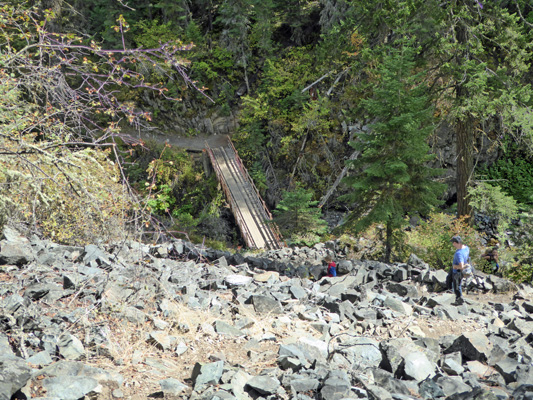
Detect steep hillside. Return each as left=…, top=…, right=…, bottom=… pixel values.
left=1, top=227, right=532, bottom=400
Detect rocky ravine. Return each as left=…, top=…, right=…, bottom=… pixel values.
left=0, top=227, right=532, bottom=400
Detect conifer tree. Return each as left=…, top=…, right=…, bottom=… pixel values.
left=272, top=187, right=327, bottom=246
left=341, top=41, right=444, bottom=262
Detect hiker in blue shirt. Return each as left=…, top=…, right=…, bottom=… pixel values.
left=451, top=236, right=469, bottom=305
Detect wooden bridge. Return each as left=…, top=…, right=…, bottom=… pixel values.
left=204, top=137, right=284, bottom=250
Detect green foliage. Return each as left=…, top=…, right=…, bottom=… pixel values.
left=272, top=187, right=327, bottom=246
left=133, top=19, right=181, bottom=48
left=131, top=143, right=213, bottom=220
left=123, top=141, right=228, bottom=243
left=504, top=243, right=533, bottom=284
left=408, top=213, right=483, bottom=270
left=468, top=182, right=519, bottom=237
left=249, top=162, right=268, bottom=195
left=340, top=40, right=444, bottom=262
left=478, top=156, right=533, bottom=205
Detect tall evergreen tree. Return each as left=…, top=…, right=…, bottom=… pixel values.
left=431, top=0, right=533, bottom=218
left=339, top=0, right=533, bottom=219
left=341, top=41, right=444, bottom=262
left=216, top=0, right=253, bottom=92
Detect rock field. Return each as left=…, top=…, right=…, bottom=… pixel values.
left=1, top=226, right=532, bottom=400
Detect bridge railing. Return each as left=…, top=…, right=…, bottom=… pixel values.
left=204, top=145, right=257, bottom=249
left=227, top=140, right=285, bottom=248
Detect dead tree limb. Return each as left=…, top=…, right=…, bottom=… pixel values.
left=318, top=150, right=359, bottom=208
left=326, top=68, right=350, bottom=96
left=301, top=71, right=333, bottom=93
left=288, top=132, right=310, bottom=188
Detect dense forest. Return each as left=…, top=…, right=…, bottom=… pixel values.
left=1, top=0, right=532, bottom=280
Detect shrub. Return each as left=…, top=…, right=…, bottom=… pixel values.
left=468, top=182, right=519, bottom=237
left=0, top=148, right=132, bottom=245
left=407, top=213, right=483, bottom=270
left=504, top=243, right=533, bottom=284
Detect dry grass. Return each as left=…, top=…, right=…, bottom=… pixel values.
left=68, top=290, right=319, bottom=398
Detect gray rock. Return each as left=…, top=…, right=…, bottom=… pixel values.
left=522, top=301, right=533, bottom=314
left=419, top=378, right=445, bottom=399
left=26, top=351, right=53, bottom=367
left=321, top=276, right=359, bottom=298
left=214, top=320, right=244, bottom=337
left=0, top=241, right=33, bottom=266
left=159, top=378, right=188, bottom=395
left=251, top=295, right=282, bottom=314
left=77, top=264, right=104, bottom=276
left=24, top=283, right=64, bottom=302
left=40, top=376, right=98, bottom=400
left=289, top=285, right=307, bottom=300
left=380, top=339, right=438, bottom=376
left=387, top=282, right=419, bottom=298
left=245, top=375, right=280, bottom=395
left=338, top=336, right=382, bottom=369
left=407, top=254, right=428, bottom=269
left=494, top=356, right=521, bottom=384
left=0, top=334, right=14, bottom=357
left=392, top=267, right=409, bottom=282
left=436, top=375, right=472, bottom=397
left=122, top=306, right=146, bottom=324
left=224, top=275, right=253, bottom=287
left=370, top=368, right=411, bottom=396
left=440, top=352, right=464, bottom=376
left=278, top=344, right=309, bottom=369
left=354, top=307, right=379, bottom=322
left=403, top=352, right=436, bottom=381
left=320, top=370, right=352, bottom=400
left=444, top=332, right=493, bottom=362
left=3, top=294, right=28, bottom=313
left=515, top=366, right=533, bottom=386
left=101, top=283, right=134, bottom=305
left=57, top=333, right=85, bottom=360
left=336, top=260, right=354, bottom=274
left=512, top=384, right=533, bottom=400
left=507, top=318, right=533, bottom=336
left=384, top=295, right=413, bottom=315
left=289, top=378, right=319, bottom=393
left=192, top=361, right=224, bottom=390
left=148, top=331, right=173, bottom=350
left=83, top=244, right=109, bottom=265
left=62, top=273, right=84, bottom=290
left=489, top=276, right=514, bottom=293
left=230, top=370, right=252, bottom=400
left=426, top=293, right=455, bottom=308
left=41, top=361, right=123, bottom=386
left=298, top=337, right=329, bottom=363
left=0, top=354, right=32, bottom=400
left=366, top=384, right=393, bottom=400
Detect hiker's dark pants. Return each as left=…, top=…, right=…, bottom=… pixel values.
left=452, top=270, right=463, bottom=299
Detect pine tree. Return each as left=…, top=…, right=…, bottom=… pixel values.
left=272, top=187, right=328, bottom=246
left=216, top=0, right=253, bottom=92
left=341, top=40, right=445, bottom=262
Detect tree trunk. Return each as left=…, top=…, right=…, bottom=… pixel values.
left=455, top=116, right=474, bottom=219
left=384, top=219, right=392, bottom=264
left=454, top=18, right=474, bottom=220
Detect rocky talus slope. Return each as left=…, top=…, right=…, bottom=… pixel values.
left=1, top=227, right=532, bottom=400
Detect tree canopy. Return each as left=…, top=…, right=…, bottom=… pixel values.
left=1, top=0, right=532, bottom=250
